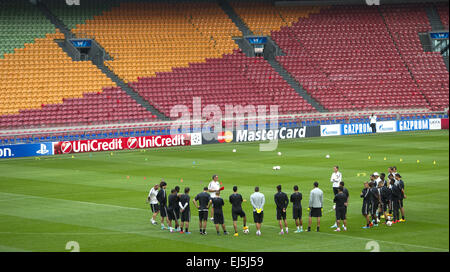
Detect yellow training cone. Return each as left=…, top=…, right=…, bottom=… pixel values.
left=384, top=157, right=387, bottom=161
left=400, top=158, right=403, bottom=162
left=417, top=160, right=420, bottom=163
left=433, top=160, right=436, bottom=165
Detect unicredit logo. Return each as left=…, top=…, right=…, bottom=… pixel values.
left=61, top=142, right=72, bottom=154
left=127, top=137, right=138, bottom=149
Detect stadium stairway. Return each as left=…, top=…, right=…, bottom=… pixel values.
left=219, top=0, right=327, bottom=113
left=218, top=0, right=254, bottom=36
left=426, top=5, right=445, bottom=31
left=36, top=0, right=169, bottom=121
left=96, top=63, right=169, bottom=120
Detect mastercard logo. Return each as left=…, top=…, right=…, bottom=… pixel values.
left=218, top=131, right=233, bottom=143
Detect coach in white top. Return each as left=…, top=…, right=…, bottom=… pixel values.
left=373, top=172, right=382, bottom=186
left=208, top=174, right=220, bottom=221
left=147, top=184, right=160, bottom=225
left=330, top=166, right=342, bottom=196
left=370, top=114, right=377, bottom=133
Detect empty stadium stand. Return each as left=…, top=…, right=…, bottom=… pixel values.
left=0, top=0, right=57, bottom=58
left=129, top=50, right=316, bottom=118
left=0, top=0, right=448, bottom=134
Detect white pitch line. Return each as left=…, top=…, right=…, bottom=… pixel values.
left=245, top=223, right=447, bottom=251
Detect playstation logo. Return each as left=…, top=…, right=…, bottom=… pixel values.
left=36, top=144, right=49, bottom=155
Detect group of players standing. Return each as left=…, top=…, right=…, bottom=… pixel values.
left=360, top=166, right=407, bottom=228
left=146, top=166, right=407, bottom=236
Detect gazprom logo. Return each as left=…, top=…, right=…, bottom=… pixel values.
left=365, top=0, right=380, bottom=5
left=65, top=0, right=80, bottom=5
left=36, top=144, right=49, bottom=155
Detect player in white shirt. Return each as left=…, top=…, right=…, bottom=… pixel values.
left=330, top=166, right=342, bottom=228
left=208, top=174, right=221, bottom=221
left=147, top=184, right=160, bottom=225
left=370, top=114, right=377, bottom=133
left=373, top=172, right=382, bottom=186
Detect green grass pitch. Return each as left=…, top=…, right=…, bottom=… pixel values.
left=0, top=130, right=448, bottom=252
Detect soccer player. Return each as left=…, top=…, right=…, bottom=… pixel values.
left=395, top=174, right=406, bottom=222
left=210, top=190, right=229, bottom=235
left=307, top=181, right=323, bottom=232
left=229, top=186, right=248, bottom=237
left=156, top=180, right=169, bottom=230
left=331, top=181, right=349, bottom=230
left=333, top=186, right=347, bottom=232
left=378, top=181, right=390, bottom=223
left=380, top=173, right=387, bottom=187
left=392, top=166, right=398, bottom=176
left=369, top=181, right=381, bottom=226
left=361, top=182, right=372, bottom=229
left=329, top=166, right=342, bottom=228
left=390, top=178, right=402, bottom=224
left=290, top=185, right=303, bottom=233
left=179, top=187, right=191, bottom=234
left=147, top=183, right=159, bottom=225
left=193, top=187, right=211, bottom=235
left=167, top=189, right=180, bottom=232
left=173, top=186, right=181, bottom=231
left=250, top=186, right=265, bottom=236
left=208, top=174, right=220, bottom=221
left=274, top=185, right=289, bottom=235
left=373, top=172, right=382, bottom=186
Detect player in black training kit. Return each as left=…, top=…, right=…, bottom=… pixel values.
left=378, top=181, right=390, bottom=223
left=210, top=190, right=229, bottom=235
left=333, top=186, right=347, bottom=232
left=361, top=182, right=372, bottom=228
left=274, top=185, right=289, bottom=235
left=369, top=181, right=381, bottom=226
left=229, top=186, right=248, bottom=236
left=193, top=187, right=211, bottom=235
left=179, top=187, right=191, bottom=234
left=290, top=185, right=303, bottom=233
left=156, top=180, right=169, bottom=230
left=167, top=189, right=180, bottom=232
left=390, top=178, right=402, bottom=224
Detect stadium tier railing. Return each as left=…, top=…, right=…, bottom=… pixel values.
left=0, top=108, right=447, bottom=145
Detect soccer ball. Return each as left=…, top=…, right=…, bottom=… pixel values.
left=326, top=154, right=330, bottom=159
left=277, top=152, right=282, bottom=156
left=386, top=221, right=393, bottom=227
left=243, top=228, right=249, bottom=234
left=333, top=204, right=336, bottom=210
left=387, top=215, right=392, bottom=221
left=232, top=149, right=236, bottom=153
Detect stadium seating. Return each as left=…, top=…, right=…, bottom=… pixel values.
left=0, top=1, right=448, bottom=132
left=381, top=4, right=449, bottom=111
left=0, top=30, right=118, bottom=116
left=436, top=2, right=449, bottom=29
left=0, top=86, right=157, bottom=129
left=230, top=1, right=321, bottom=35
left=269, top=6, right=436, bottom=111
left=71, top=1, right=240, bottom=82
left=129, top=50, right=316, bottom=117
left=0, top=0, right=57, bottom=58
